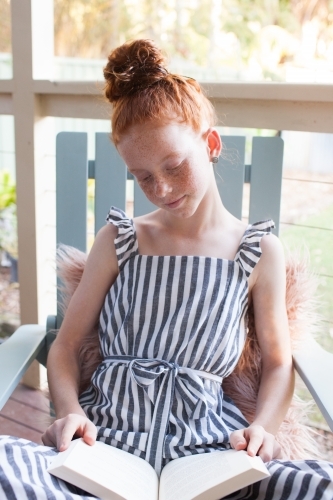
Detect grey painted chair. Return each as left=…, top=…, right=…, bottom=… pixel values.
left=0, top=132, right=332, bottom=432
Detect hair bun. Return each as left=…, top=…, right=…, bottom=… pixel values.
left=104, top=39, right=168, bottom=103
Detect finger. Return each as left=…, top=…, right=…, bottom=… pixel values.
left=230, top=430, right=247, bottom=451
left=58, top=416, right=83, bottom=451
left=41, top=420, right=63, bottom=448
left=246, top=427, right=265, bottom=457
left=82, top=420, right=97, bottom=446
left=41, top=427, right=56, bottom=448
left=257, top=434, right=275, bottom=462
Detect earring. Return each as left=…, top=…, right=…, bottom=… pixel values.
left=211, top=156, right=219, bottom=164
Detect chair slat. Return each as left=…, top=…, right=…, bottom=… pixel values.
left=216, top=136, right=246, bottom=220
left=56, top=132, right=88, bottom=325
left=56, top=132, right=88, bottom=250
left=249, top=137, right=284, bottom=235
left=95, top=133, right=127, bottom=234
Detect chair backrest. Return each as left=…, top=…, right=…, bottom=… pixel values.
left=54, top=131, right=284, bottom=325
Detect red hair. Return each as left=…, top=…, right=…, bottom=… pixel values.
left=103, top=39, right=217, bottom=144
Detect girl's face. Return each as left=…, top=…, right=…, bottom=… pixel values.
left=117, top=120, right=221, bottom=219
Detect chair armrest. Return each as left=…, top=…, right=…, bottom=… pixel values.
left=0, top=324, right=47, bottom=410
left=36, top=315, right=57, bottom=367
left=293, top=338, right=333, bottom=432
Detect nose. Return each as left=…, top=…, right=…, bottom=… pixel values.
left=154, top=176, right=172, bottom=198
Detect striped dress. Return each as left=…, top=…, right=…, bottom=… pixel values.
left=0, top=207, right=332, bottom=499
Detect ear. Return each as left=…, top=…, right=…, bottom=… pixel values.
left=205, top=128, right=222, bottom=159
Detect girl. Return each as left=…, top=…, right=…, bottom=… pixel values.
left=0, top=39, right=332, bottom=499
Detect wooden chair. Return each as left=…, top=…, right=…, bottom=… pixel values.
left=0, top=132, right=332, bottom=432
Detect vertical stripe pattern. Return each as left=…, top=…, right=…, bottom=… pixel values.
left=1, top=206, right=332, bottom=499
left=79, top=207, right=267, bottom=472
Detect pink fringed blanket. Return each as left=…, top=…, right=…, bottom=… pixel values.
left=56, top=245, right=320, bottom=460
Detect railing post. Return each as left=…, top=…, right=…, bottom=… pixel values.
left=11, top=0, right=55, bottom=389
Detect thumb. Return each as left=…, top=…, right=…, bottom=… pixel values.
left=82, top=421, right=97, bottom=446
left=230, top=430, right=247, bottom=450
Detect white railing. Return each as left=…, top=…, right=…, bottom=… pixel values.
left=1, top=78, right=333, bottom=131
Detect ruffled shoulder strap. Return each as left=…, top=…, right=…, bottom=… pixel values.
left=235, top=219, right=275, bottom=277
left=106, top=206, right=138, bottom=267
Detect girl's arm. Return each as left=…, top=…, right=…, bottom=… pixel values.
left=230, top=234, right=294, bottom=461
left=42, top=224, right=119, bottom=451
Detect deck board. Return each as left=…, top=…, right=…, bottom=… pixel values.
left=0, top=383, right=51, bottom=444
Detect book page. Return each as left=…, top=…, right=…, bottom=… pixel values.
left=48, top=439, right=158, bottom=500
left=159, top=450, right=269, bottom=500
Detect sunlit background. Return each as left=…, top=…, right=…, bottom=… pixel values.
left=2, top=0, right=333, bottom=82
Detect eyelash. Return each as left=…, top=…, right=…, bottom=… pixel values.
left=137, top=161, right=185, bottom=183
left=138, top=174, right=152, bottom=184
left=169, top=160, right=184, bottom=172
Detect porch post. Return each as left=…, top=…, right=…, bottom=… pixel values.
left=11, top=0, right=54, bottom=388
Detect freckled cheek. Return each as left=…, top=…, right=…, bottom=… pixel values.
left=176, top=170, right=197, bottom=194
left=140, top=183, right=155, bottom=200
left=179, top=164, right=208, bottom=196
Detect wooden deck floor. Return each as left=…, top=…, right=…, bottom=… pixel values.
left=0, top=383, right=51, bottom=443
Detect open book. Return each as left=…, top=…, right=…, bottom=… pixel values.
left=48, top=438, right=270, bottom=500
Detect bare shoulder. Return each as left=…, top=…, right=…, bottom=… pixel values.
left=260, top=233, right=285, bottom=261
left=250, top=234, right=286, bottom=288
left=72, top=223, right=119, bottom=306
left=53, top=223, right=119, bottom=346
left=84, top=223, right=118, bottom=276
left=96, top=221, right=118, bottom=240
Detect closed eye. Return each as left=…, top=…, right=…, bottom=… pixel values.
left=138, top=174, right=152, bottom=183
left=167, top=160, right=185, bottom=173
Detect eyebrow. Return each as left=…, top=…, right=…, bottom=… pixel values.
left=161, top=152, right=179, bottom=163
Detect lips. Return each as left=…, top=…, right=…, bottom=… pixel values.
left=165, top=196, right=185, bottom=209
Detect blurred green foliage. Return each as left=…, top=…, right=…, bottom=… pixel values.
left=0, top=171, right=17, bottom=256
left=0, top=170, right=16, bottom=210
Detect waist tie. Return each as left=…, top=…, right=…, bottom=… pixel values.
left=102, top=355, right=222, bottom=475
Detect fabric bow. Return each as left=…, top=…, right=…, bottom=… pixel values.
left=103, top=355, right=212, bottom=474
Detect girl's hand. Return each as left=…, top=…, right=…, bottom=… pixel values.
left=42, top=413, right=97, bottom=451
left=230, top=424, right=281, bottom=462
